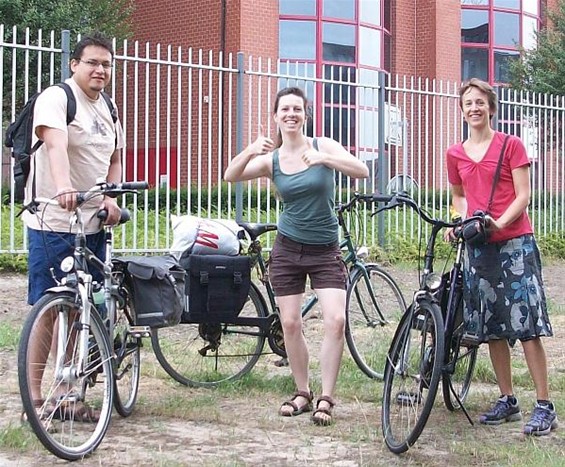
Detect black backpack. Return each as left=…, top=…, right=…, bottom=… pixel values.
left=4, top=82, right=117, bottom=201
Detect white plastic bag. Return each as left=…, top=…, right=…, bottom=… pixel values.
left=170, top=215, right=244, bottom=258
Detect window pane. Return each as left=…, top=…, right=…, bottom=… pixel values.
left=323, top=65, right=356, bottom=104
left=494, top=12, right=519, bottom=46
left=279, top=0, right=316, bottom=15
left=360, top=0, right=381, bottom=25
left=522, top=15, right=538, bottom=50
left=494, top=0, right=519, bottom=9
left=523, top=2, right=539, bottom=15
left=323, top=22, right=356, bottom=63
left=461, top=47, right=489, bottom=81
left=359, top=27, right=381, bottom=67
left=494, top=49, right=519, bottom=83
left=383, top=0, right=391, bottom=30
left=461, top=0, right=488, bottom=5
left=279, top=21, right=316, bottom=59
left=358, top=69, right=380, bottom=106
left=323, top=0, right=355, bottom=20
left=461, top=10, right=489, bottom=44
left=324, top=106, right=356, bottom=145
left=278, top=61, right=316, bottom=98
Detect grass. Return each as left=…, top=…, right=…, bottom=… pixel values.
left=0, top=423, right=41, bottom=451
left=1, top=206, right=564, bottom=463
left=0, top=322, right=19, bottom=350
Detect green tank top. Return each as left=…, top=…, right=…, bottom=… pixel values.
left=272, top=139, right=338, bottom=244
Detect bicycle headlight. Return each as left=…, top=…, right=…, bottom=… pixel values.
left=424, top=272, right=442, bottom=291
left=60, top=256, right=75, bottom=273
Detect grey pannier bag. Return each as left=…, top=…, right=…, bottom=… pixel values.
left=115, top=255, right=185, bottom=328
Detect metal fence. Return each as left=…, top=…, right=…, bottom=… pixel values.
left=2, top=27, right=565, bottom=254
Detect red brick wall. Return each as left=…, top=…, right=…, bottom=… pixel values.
left=391, top=0, right=460, bottom=80
left=127, top=0, right=279, bottom=187
left=132, top=0, right=222, bottom=51
left=391, top=0, right=417, bottom=77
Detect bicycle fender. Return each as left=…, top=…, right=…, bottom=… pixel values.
left=43, top=286, right=79, bottom=297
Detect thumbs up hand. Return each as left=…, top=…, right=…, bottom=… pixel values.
left=249, top=124, right=275, bottom=156
left=301, top=138, right=323, bottom=167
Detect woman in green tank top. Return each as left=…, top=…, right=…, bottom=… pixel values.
left=224, top=87, right=368, bottom=426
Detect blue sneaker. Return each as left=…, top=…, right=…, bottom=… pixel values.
left=523, top=403, right=558, bottom=436
left=479, top=395, right=522, bottom=425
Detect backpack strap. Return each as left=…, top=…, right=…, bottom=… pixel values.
left=100, top=91, right=118, bottom=149
left=57, top=82, right=77, bottom=124
left=29, top=83, right=77, bottom=200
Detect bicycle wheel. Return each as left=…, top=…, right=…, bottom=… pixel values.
left=381, top=300, right=444, bottom=454
left=113, top=285, right=141, bottom=417
left=18, top=292, right=114, bottom=461
left=345, top=264, right=406, bottom=379
left=442, top=300, right=478, bottom=411
left=151, top=283, right=268, bottom=387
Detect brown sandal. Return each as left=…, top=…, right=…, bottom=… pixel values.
left=20, top=399, right=57, bottom=433
left=311, top=395, right=336, bottom=426
left=279, top=390, right=314, bottom=417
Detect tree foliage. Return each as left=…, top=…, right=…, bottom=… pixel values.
left=509, top=0, right=565, bottom=95
left=0, top=0, right=135, bottom=40
left=1, top=0, right=135, bottom=119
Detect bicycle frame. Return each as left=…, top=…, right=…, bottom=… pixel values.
left=376, top=193, right=483, bottom=424
left=28, top=182, right=146, bottom=389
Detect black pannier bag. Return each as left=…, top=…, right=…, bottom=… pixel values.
left=181, top=253, right=251, bottom=322
left=115, top=255, right=185, bottom=328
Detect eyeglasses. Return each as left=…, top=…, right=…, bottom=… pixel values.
left=79, top=59, right=113, bottom=70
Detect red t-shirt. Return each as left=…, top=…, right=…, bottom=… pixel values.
left=446, top=131, right=533, bottom=243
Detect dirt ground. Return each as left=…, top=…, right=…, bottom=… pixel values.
left=0, top=262, right=564, bottom=466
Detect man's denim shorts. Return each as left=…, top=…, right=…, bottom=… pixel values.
left=27, top=228, right=105, bottom=305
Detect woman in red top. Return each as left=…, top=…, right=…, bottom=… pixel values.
left=446, top=78, right=556, bottom=436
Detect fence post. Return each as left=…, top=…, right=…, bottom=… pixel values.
left=235, top=52, right=244, bottom=222
left=377, top=71, right=387, bottom=247
left=61, top=30, right=71, bottom=81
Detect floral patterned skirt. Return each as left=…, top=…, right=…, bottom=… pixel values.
left=462, top=234, right=553, bottom=343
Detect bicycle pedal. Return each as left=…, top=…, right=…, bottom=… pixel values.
left=460, top=332, right=480, bottom=347
left=274, top=357, right=289, bottom=367
left=396, top=391, right=422, bottom=406
left=129, top=326, right=152, bottom=338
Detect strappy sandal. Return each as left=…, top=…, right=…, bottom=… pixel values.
left=279, top=390, right=314, bottom=417
left=20, top=399, right=57, bottom=433
left=49, top=398, right=100, bottom=423
left=311, top=395, right=336, bottom=426
left=20, top=399, right=44, bottom=424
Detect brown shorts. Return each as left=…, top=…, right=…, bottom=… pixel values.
left=268, top=234, right=347, bottom=296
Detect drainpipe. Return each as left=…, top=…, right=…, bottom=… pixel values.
left=220, top=0, right=227, bottom=175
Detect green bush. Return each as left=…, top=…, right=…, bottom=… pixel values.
left=537, top=232, right=565, bottom=259
left=122, top=183, right=278, bottom=214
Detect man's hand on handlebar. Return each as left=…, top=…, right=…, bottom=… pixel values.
left=100, top=196, right=122, bottom=225
left=56, top=186, right=79, bottom=212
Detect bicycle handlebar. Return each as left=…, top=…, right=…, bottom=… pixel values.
left=336, top=191, right=395, bottom=213
left=97, top=208, right=131, bottom=224
left=370, top=192, right=487, bottom=234
left=19, top=180, right=149, bottom=218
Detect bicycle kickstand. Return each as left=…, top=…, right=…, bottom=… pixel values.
left=449, top=382, right=474, bottom=426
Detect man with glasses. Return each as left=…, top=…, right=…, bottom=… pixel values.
left=21, top=31, right=124, bottom=423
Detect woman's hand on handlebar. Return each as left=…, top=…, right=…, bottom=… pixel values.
left=484, top=214, right=499, bottom=232
left=443, top=227, right=457, bottom=242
